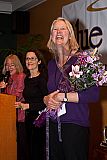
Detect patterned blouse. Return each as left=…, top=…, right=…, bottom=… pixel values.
left=5, top=72, right=26, bottom=102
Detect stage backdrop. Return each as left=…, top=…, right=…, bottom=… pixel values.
left=62, top=0, right=107, bottom=64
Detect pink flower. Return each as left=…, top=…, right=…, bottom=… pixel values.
left=69, top=65, right=83, bottom=78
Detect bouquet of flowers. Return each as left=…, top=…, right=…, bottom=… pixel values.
left=69, top=48, right=107, bottom=91
left=33, top=48, right=107, bottom=127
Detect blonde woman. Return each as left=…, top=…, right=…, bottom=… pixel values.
left=0, top=54, right=26, bottom=160
left=1, top=54, right=25, bottom=101
left=44, top=17, right=99, bottom=160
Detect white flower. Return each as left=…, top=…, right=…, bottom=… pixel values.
left=104, top=71, right=107, bottom=76
left=87, top=56, right=93, bottom=62
left=69, top=65, right=83, bottom=78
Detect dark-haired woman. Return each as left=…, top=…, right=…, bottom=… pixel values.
left=15, top=49, right=48, bottom=160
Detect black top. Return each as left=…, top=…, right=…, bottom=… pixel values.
left=23, top=73, right=48, bottom=121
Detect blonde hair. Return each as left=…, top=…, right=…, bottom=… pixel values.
left=47, top=17, right=79, bottom=54
left=2, top=54, right=23, bottom=74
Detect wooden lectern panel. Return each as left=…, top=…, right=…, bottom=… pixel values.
left=0, top=94, right=17, bottom=160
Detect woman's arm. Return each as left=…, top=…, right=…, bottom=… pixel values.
left=14, top=73, right=26, bottom=101
left=45, top=85, right=99, bottom=109
left=54, top=91, right=79, bottom=103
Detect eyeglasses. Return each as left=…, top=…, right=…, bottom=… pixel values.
left=5, top=64, right=15, bottom=68
left=26, top=57, right=37, bottom=61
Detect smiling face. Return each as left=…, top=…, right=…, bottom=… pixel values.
left=51, top=20, right=70, bottom=48
left=5, top=58, right=17, bottom=76
left=26, top=51, right=40, bottom=71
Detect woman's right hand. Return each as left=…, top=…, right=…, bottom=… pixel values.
left=0, top=81, right=7, bottom=89
left=43, top=90, right=62, bottom=110
left=15, top=102, right=29, bottom=110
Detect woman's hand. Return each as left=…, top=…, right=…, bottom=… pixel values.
left=15, top=102, right=29, bottom=110
left=0, top=81, right=7, bottom=89
left=43, top=90, right=62, bottom=110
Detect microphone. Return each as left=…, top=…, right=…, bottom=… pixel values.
left=3, top=71, right=10, bottom=83
left=1, top=71, right=10, bottom=93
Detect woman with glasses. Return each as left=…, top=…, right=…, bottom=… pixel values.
left=15, top=49, right=48, bottom=160
left=0, top=54, right=25, bottom=101
left=0, top=54, right=26, bottom=160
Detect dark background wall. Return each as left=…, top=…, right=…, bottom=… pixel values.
left=0, top=13, right=17, bottom=68
left=0, top=11, right=30, bottom=69
left=17, top=0, right=76, bottom=50
left=0, top=0, right=77, bottom=68
left=0, top=14, right=17, bottom=48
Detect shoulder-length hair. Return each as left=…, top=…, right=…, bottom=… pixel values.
left=2, top=54, right=23, bottom=74
left=47, top=17, right=79, bottom=54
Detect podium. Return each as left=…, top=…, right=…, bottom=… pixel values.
left=0, top=94, right=17, bottom=160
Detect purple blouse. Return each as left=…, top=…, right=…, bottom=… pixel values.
left=47, top=57, right=99, bottom=127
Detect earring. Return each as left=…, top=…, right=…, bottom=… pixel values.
left=38, top=60, right=41, bottom=64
